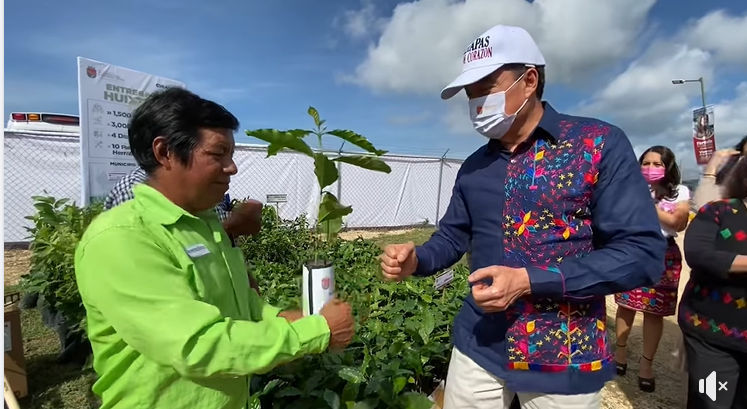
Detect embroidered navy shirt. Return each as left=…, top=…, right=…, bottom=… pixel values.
left=414, top=103, right=666, bottom=394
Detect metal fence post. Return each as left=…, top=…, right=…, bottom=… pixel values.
left=336, top=144, right=344, bottom=202
left=434, top=149, right=449, bottom=227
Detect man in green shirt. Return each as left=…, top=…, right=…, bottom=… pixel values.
left=75, top=88, right=355, bottom=408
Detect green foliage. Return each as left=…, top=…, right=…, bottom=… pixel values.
left=21, top=198, right=464, bottom=409
left=240, top=208, right=467, bottom=409
left=246, top=107, right=392, bottom=242
left=21, top=196, right=104, bottom=335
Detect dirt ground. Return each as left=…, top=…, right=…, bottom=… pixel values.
left=5, top=248, right=31, bottom=287
left=3, top=233, right=691, bottom=408
left=339, top=228, right=416, bottom=240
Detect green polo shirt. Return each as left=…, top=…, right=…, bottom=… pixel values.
left=75, top=184, right=330, bottom=409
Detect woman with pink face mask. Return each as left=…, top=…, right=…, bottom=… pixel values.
left=613, top=145, right=691, bottom=393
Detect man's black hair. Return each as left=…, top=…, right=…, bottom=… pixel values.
left=723, top=156, right=747, bottom=200
left=504, top=63, right=546, bottom=100
left=715, top=134, right=747, bottom=184
left=128, top=87, right=239, bottom=174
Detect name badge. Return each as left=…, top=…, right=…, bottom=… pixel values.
left=434, top=269, right=455, bottom=290
left=185, top=244, right=210, bottom=258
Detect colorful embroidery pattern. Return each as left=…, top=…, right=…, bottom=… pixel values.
left=682, top=311, right=747, bottom=341
left=502, top=121, right=609, bottom=372
left=614, top=243, right=682, bottom=316
left=685, top=282, right=747, bottom=309
left=719, top=228, right=747, bottom=241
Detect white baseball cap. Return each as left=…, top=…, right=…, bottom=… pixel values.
left=440, top=25, right=546, bottom=100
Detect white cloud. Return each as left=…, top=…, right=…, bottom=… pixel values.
left=576, top=42, right=714, bottom=137
left=681, top=9, right=747, bottom=67
left=336, top=0, right=387, bottom=39
left=573, top=7, right=747, bottom=179
left=712, top=82, right=747, bottom=141
left=341, top=0, right=656, bottom=94
left=339, top=1, right=747, bottom=163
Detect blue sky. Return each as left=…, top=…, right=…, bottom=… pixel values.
left=5, top=0, right=747, bottom=172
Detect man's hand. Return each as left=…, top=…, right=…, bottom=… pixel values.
left=248, top=274, right=260, bottom=296
left=278, top=310, right=304, bottom=323
left=705, top=148, right=739, bottom=175
left=320, top=298, right=355, bottom=350
left=380, top=242, right=418, bottom=281
left=468, top=266, right=531, bottom=313
left=223, top=199, right=263, bottom=238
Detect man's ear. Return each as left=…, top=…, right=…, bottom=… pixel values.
left=523, top=68, right=538, bottom=100
left=152, top=136, right=172, bottom=170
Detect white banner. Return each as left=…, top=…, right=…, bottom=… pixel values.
left=77, top=57, right=185, bottom=205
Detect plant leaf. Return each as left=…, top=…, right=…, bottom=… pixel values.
left=314, top=153, right=339, bottom=190
left=326, top=129, right=387, bottom=156
left=418, top=312, right=435, bottom=344
left=334, top=156, right=391, bottom=174
left=392, top=377, right=407, bottom=395
left=276, top=386, right=303, bottom=397
left=308, top=106, right=321, bottom=127
left=245, top=129, right=314, bottom=157
left=396, top=392, right=433, bottom=409
left=351, top=399, right=378, bottom=409
left=287, top=129, right=313, bottom=138
left=323, top=389, right=341, bottom=409
left=341, top=381, right=360, bottom=403
left=262, top=379, right=283, bottom=395
left=318, top=192, right=352, bottom=240
left=337, top=367, right=366, bottom=384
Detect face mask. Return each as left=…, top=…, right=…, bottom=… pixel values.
left=641, top=167, right=665, bottom=183
left=469, top=73, right=528, bottom=139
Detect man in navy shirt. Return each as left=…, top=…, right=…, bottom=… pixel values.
left=380, top=25, right=666, bottom=409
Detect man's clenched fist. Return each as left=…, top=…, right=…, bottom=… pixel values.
left=380, top=241, right=418, bottom=281
left=223, top=199, right=263, bottom=237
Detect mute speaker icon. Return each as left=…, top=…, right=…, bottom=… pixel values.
left=698, top=371, right=719, bottom=402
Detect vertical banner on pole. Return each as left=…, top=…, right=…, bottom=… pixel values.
left=77, top=57, right=186, bottom=205
left=692, top=105, right=716, bottom=166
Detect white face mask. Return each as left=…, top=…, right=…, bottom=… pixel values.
left=468, top=73, right=528, bottom=139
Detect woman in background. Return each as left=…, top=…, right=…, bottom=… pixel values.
left=681, top=158, right=747, bottom=409
left=613, top=146, right=691, bottom=392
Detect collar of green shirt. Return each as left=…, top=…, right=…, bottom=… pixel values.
left=133, top=183, right=221, bottom=226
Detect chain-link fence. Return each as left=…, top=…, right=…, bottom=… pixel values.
left=4, top=132, right=465, bottom=244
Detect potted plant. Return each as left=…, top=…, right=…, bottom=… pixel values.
left=246, top=107, right=391, bottom=316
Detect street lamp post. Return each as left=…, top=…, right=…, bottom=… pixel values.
left=671, top=77, right=706, bottom=110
